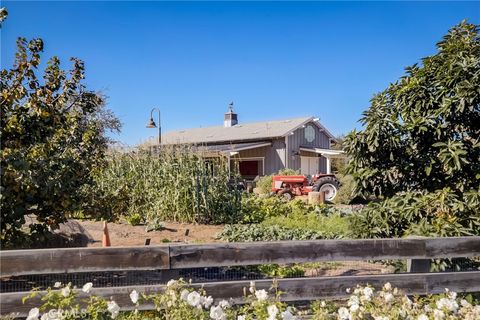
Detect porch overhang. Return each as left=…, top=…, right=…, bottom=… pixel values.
left=196, top=141, right=272, bottom=156
left=299, top=147, right=346, bottom=174
left=299, top=147, right=345, bottom=158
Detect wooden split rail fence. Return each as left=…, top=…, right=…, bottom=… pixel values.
left=1, top=237, right=480, bottom=316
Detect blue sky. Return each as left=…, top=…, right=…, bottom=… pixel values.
left=1, top=1, right=479, bottom=145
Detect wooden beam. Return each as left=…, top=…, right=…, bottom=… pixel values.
left=0, top=246, right=170, bottom=276
left=169, top=237, right=480, bottom=269
left=2, top=272, right=479, bottom=317
left=1, top=237, right=479, bottom=276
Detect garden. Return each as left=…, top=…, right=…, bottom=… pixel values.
left=1, top=7, right=479, bottom=319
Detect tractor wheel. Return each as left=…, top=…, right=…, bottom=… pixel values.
left=312, top=177, right=340, bottom=201
left=277, top=189, right=294, bottom=201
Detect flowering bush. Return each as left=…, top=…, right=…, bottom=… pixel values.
left=17, top=280, right=480, bottom=320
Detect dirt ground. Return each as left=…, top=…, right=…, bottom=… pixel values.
left=57, top=219, right=224, bottom=247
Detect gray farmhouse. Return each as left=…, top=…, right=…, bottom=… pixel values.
left=159, top=106, right=343, bottom=180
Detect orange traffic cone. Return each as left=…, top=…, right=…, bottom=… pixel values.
left=102, top=221, right=111, bottom=247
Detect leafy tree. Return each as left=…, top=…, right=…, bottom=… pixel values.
left=344, top=21, right=480, bottom=198
left=0, top=38, right=120, bottom=245
left=0, top=7, right=7, bottom=27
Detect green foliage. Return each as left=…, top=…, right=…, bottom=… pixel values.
left=332, top=174, right=356, bottom=204
left=15, top=280, right=480, bottom=320
left=239, top=195, right=291, bottom=223
left=255, top=168, right=298, bottom=195
left=218, top=224, right=343, bottom=242
left=91, top=148, right=242, bottom=224
left=0, top=38, right=120, bottom=246
left=330, top=135, right=347, bottom=174
left=0, top=7, right=7, bottom=26
left=223, top=195, right=353, bottom=241
left=262, top=210, right=351, bottom=236
left=126, top=213, right=143, bottom=226
left=255, top=264, right=305, bottom=278
left=349, top=188, right=480, bottom=238
left=344, top=21, right=480, bottom=198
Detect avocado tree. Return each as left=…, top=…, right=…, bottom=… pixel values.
left=0, top=37, right=120, bottom=245
left=344, top=21, right=480, bottom=198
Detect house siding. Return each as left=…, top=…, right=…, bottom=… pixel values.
left=237, top=138, right=286, bottom=175
left=287, top=121, right=331, bottom=173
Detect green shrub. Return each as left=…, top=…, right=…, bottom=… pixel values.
left=126, top=213, right=143, bottom=226
left=217, top=224, right=343, bottom=242
left=333, top=174, right=356, bottom=204
left=262, top=211, right=352, bottom=236
left=349, top=188, right=480, bottom=238
left=240, top=195, right=291, bottom=223
left=255, top=168, right=298, bottom=194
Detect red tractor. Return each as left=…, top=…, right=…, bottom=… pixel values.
left=271, top=174, right=340, bottom=201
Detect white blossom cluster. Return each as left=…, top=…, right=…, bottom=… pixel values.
left=21, top=281, right=480, bottom=320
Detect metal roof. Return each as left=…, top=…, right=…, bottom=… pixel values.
left=194, top=141, right=272, bottom=155
left=161, top=116, right=334, bottom=145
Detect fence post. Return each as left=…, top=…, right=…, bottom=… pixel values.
left=406, top=235, right=430, bottom=273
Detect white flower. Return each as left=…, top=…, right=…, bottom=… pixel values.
left=338, top=307, right=350, bottom=320
left=363, top=287, right=374, bottom=298
left=448, top=291, right=457, bottom=300
left=417, top=315, right=429, bottom=320
left=255, top=289, right=268, bottom=301
left=433, top=309, right=445, bottom=320
left=130, top=290, right=139, bottom=304
left=281, top=308, right=296, bottom=320
left=267, top=304, right=279, bottom=320
left=460, top=299, right=471, bottom=307
left=218, top=299, right=230, bottom=309
left=348, top=295, right=359, bottom=307
left=349, top=303, right=359, bottom=312
left=249, top=281, right=255, bottom=294
left=107, top=301, right=120, bottom=319
left=346, top=288, right=351, bottom=293
left=187, top=291, right=202, bottom=307
left=26, top=308, right=40, bottom=320
left=53, top=282, right=62, bottom=288
left=82, top=282, right=93, bottom=293
left=60, top=286, right=71, bottom=297
left=180, top=289, right=189, bottom=301
left=384, top=293, right=394, bottom=303
left=210, top=305, right=226, bottom=320
left=436, top=297, right=458, bottom=312
left=202, top=296, right=214, bottom=308
left=166, top=279, right=177, bottom=287
left=404, top=297, right=413, bottom=307
left=237, top=316, right=246, bottom=320
left=383, top=282, right=392, bottom=291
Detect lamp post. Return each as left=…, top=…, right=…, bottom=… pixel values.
left=146, top=108, right=161, bottom=145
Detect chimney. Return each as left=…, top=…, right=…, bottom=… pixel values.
left=224, top=102, right=238, bottom=127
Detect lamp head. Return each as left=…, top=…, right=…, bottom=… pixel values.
left=146, top=118, right=157, bottom=128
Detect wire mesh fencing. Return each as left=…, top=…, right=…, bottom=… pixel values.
left=2, top=257, right=478, bottom=294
